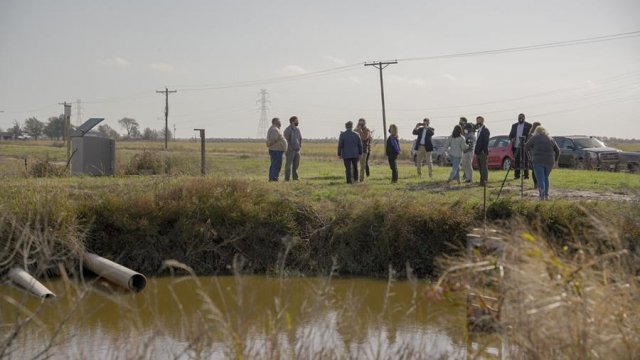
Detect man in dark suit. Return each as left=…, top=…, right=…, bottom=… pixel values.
left=412, top=117, right=435, bottom=178
left=508, top=113, right=532, bottom=179
left=338, top=120, right=363, bottom=184
left=474, top=116, right=490, bottom=186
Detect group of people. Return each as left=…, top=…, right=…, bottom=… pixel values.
left=266, top=112, right=560, bottom=200
left=266, top=116, right=302, bottom=182
left=403, top=116, right=492, bottom=186
left=509, top=114, right=560, bottom=200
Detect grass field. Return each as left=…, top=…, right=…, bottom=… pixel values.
left=1, top=139, right=639, bottom=197
left=1, top=139, right=639, bottom=277
left=2, top=140, right=639, bottom=358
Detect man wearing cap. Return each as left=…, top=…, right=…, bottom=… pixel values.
left=283, top=116, right=302, bottom=181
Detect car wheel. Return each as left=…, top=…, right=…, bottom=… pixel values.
left=502, top=157, right=512, bottom=171
left=576, top=159, right=592, bottom=170
left=629, top=163, right=640, bottom=173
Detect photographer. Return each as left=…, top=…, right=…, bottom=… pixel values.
left=412, top=118, right=435, bottom=178
left=508, top=113, right=532, bottom=179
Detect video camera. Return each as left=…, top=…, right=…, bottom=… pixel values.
left=518, top=135, right=526, bottom=148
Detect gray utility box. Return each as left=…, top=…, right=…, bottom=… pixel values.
left=71, top=136, right=115, bottom=176
left=70, top=118, right=116, bottom=176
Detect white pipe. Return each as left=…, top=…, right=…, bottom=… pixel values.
left=83, top=253, right=147, bottom=293
left=8, top=267, right=56, bottom=299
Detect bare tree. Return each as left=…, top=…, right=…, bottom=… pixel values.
left=8, top=120, right=22, bottom=139
left=117, top=117, right=139, bottom=139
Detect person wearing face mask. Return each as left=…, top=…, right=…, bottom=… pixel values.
left=509, top=113, right=532, bottom=180
left=462, top=123, right=476, bottom=183
left=283, top=116, right=302, bottom=181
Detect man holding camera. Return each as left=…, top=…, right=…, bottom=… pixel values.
left=508, top=113, right=532, bottom=180
left=412, top=118, right=435, bottom=178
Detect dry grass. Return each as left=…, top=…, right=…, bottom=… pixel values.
left=433, top=220, right=640, bottom=359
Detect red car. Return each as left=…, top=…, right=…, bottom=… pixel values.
left=473, top=135, right=514, bottom=170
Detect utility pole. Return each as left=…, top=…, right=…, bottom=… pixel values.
left=365, top=60, right=397, bottom=143
left=59, top=102, right=72, bottom=163
left=156, top=87, right=177, bottom=150
left=194, top=128, right=205, bottom=176
left=256, top=89, right=270, bottom=138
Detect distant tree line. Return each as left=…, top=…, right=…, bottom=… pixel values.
left=1, top=116, right=170, bottom=142
left=600, top=136, right=640, bottom=144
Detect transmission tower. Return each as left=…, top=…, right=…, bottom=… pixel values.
left=256, top=89, right=270, bottom=138
left=75, top=99, right=83, bottom=126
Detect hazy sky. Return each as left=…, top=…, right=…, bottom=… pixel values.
left=1, top=0, right=639, bottom=140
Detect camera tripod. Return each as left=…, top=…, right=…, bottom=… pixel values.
left=496, top=137, right=526, bottom=200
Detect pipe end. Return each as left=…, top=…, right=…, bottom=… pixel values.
left=129, top=274, right=147, bottom=293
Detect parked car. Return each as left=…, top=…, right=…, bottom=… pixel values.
left=411, top=136, right=451, bottom=166
left=618, top=151, right=640, bottom=173
left=552, top=136, right=620, bottom=170
left=472, top=135, right=514, bottom=170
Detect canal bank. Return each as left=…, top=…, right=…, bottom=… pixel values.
left=1, top=177, right=639, bottom=280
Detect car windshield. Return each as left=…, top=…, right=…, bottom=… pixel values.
left=573, top=138, right=605, bottom=149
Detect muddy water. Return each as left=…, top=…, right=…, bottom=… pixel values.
left=0, top=276, right=497, bottom=359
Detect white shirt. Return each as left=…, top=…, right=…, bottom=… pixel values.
left=515, top=123, right=525, bottom=147
left=474, top=125, right=484, bottom=153
left=420, top=127, right=427, bottom=145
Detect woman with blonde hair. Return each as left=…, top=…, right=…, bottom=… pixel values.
left=525, top=126, right=559, bottom=200
left=386, top=124, right=401, bottom=183
left=528, top=122, right=542, bottom=187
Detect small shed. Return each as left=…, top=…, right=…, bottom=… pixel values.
left=71, top=118, right=115, bottom=176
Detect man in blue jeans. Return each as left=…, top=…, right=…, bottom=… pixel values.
left=337, top=121, right=363, bottom=184
left=266, top=117, right=288, bottom=181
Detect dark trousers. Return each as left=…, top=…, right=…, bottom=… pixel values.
left=365, top=152, right=371, bottom=177
left=268, top=150, right=284, bottom=181
left=514, top=147, right=529, bottom=178
left=388, top=154, right=398, bottom=182
left=476, top=152, right=488, bottom=185
left=343, top=158, right=359, bottom=183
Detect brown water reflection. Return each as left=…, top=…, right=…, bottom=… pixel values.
left=1, top=276, right=488, bottom=359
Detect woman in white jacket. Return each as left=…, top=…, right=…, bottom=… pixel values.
left=445, top=125, right=469, bottom=184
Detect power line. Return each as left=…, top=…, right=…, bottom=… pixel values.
left=176, top=63, right=363, bottom=92
left=398, top=30, right=640, bottom=62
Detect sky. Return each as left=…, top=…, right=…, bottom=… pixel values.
left=1, top=0, right=639, bottom=140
